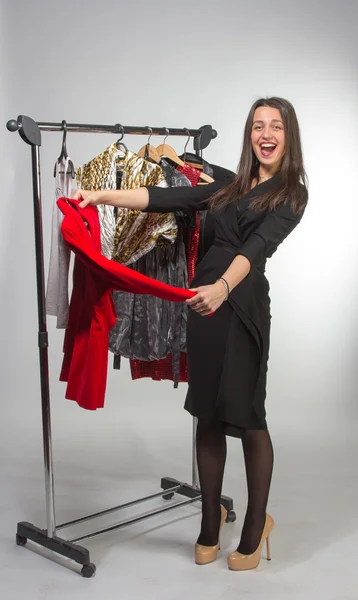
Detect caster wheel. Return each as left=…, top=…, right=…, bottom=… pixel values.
left=226, top=510, right=236, bottom=523
left=162, top=492, right=174, bottom=500
left=81, top=563, right=96, bottom=578
left=16, top=534, right=27, bottom=546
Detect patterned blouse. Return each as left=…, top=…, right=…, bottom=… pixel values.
left=76, top=144, right=177, bottom=263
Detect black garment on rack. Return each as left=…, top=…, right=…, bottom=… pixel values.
left=144, top=174, right=305, bottom=438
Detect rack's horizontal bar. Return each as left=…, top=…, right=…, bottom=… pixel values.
left=7, top=119, right=217, bottom=139
left=69, top=495, right=201, bottom=544
left=56, top=484, right=181, bottom=531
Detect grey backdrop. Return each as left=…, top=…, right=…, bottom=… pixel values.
left=1, top=1, right=357, bottom=599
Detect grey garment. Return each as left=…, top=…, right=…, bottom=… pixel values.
left=46, top=158, right=77, bottom=328
left=160, top=159, right=191, bottom=187
left=109, top=235, right=188, bottom=370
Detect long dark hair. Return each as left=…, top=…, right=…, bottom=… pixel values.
left=209, top=97, right=308, bottom=214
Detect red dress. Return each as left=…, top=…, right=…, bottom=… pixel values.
left=130, top=164, right=202, bottom=385
left=57, top=198, right=196, bottom=410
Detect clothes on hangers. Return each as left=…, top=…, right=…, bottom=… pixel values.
left=75, top=141, right=189, bottom=384
left=57, top=197, right=197, bottom=411
left=76, top=143, right=119, bottom=259
left=112, top=149, right=178, bottom=264
left=46, top=157, right=77, bottom=328
left=110, top=235, right=188, bottom=362
left=160, top=158, right=193, bottom=189
left=110, top=162, right=192, bottom=381
left=130, top=163, right=203, bottom=385
left=74, top=142, right=217, bottom=388
left=76, top=144, right=177, bottom=263
left=178, top=153, right=214, bottom=178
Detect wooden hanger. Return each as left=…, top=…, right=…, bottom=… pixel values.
left=179, top=151, right=204, bottom=171
left=198, top=171, right=214, bottom=184
left=186, top=161, right=203, bottom=170
left=156, top=127, right=186, bottom=167
left=137, top=143, right=161, bottom=163
left=156, top=143, right=185, bottom=166
left=157, top=128, right=214, bottom=184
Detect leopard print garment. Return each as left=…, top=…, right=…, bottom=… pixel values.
left=76, top=144, right=177, bottom=263
left=111, top=149, right=177, bottom=264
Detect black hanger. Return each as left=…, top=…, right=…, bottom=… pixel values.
left=179, top=151, right=204, bottom=165
left=179, top=129, right=205, bottom=165
left=59, top=120, right=68, bottom=161
left=53, top=120, right=75, bottom=178
left=179, top=129, right=213, bottom=183
left=115, top=124, right=128, bottom=152
left=182, top=129, right=191, bottom=164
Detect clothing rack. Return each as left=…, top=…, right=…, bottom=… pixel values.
left=6, top=115, right=236, bottom=578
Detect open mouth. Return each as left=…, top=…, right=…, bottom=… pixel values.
left=260, top=143, right=277, bottom=158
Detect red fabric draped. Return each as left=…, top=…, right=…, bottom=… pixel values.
left=57, top=197, right=196, bottom=410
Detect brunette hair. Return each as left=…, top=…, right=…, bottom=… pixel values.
left=209, top=97, right=308, bottom=214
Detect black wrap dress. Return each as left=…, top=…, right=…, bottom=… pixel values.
left=145, top=173, right=304, bottom=437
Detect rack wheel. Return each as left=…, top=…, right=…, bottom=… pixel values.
left=16, top=534, right=27, bottom=546
left=226, top=510, right=236, bottom=523
left=162, top=492, right=174, bottom=500
left=81, top=563, right=96, bottom=578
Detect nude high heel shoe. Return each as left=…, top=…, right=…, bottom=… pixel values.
left=195, top=505, right=227, bottom=565
left=227, top=513, right=274, bottom=571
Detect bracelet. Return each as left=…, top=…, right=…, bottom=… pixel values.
left=217, top=277, right=230, bottom=300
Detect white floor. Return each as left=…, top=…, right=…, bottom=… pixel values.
left=1, top=395, right=358, bottom=600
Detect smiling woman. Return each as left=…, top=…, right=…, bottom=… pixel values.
left=208, top=97, right=307, bottom=214
left=251, top=109, right=285, bottom=167
left=73, top=96, right=308, bottom=572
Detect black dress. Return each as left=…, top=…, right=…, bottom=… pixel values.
left=145, top=173, right=304, bottom=438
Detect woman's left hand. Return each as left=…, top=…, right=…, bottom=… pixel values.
left=186, top=282, right=227, bottom=316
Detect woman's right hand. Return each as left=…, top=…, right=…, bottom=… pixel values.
left=73, top=189, right=103, bottom=208
left=72, top=187, right=149, bottom=211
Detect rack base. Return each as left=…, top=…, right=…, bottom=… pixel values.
left=15, top=477, right=236, bottom=577
left=16, top=522, right=96, bottom=578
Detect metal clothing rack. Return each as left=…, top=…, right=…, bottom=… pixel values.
left=6, top=116, right=236, bottom=578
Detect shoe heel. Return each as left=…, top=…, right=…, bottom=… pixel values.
left=266, top=534, right=271, bottom=561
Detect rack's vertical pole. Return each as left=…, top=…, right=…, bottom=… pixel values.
left=30, top=144, right=56, bottom=538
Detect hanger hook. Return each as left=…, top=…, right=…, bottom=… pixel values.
left=61, top=120, right=68, bottom=157
left=163, top=127, right=169, bottom=144
left=183, top=128, right=191, bottom=162
left=146, top=126, right=153, bottom=146
left=116, top=124, right=124, bottom=142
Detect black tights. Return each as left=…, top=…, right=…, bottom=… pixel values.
left=196, top=418, right=274, bottom=554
